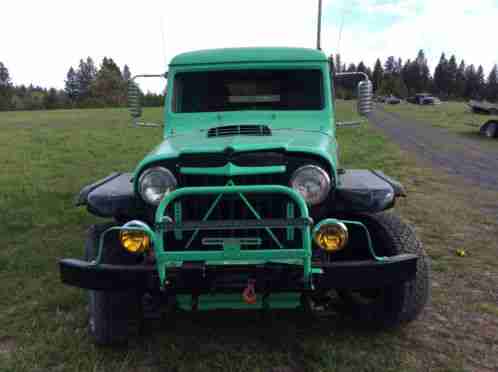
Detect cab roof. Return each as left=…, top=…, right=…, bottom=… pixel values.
left=170, top=47, right=328, bottom=66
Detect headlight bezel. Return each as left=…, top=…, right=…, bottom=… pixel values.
left=289, top=164, right=332, bottom=206
left=138, top=166, right=177, bottom=206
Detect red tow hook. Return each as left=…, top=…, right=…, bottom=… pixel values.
left=242, top=279, right=257, bottom=305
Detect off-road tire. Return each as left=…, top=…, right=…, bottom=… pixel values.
left=484, top=122, right=497, bottom=138
left=85, top=223, right=142, bottom=345
left=338, top=212, right=430, bottom=328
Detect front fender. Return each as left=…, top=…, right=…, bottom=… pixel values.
left=330, top=169, right=406, bottom=214
left=76, top=173, right=146, bottom=219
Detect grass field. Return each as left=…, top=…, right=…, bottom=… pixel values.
left=381, top=101, right=498, bottom=143
left=1, top=103, right=497, bottom=372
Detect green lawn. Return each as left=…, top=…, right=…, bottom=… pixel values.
left=0, top=104, right=497, bottom=372
left=381, top=101, right=498, bottom=140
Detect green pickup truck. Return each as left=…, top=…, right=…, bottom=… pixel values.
left=59, top=47, right=430, bottom=345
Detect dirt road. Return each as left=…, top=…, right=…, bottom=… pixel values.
left=369, top=108, right=498, bottom=192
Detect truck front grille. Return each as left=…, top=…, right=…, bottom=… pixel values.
left=162, top=174, right=302, bottom=251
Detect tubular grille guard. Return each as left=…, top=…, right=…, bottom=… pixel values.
left=153, top=185, right=313, bottom=289
left=158, top=218, right=313, bottom=231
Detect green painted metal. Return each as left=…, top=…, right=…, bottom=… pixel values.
left=155, top=185, right=309, bottom=222
left=170, top=47, right=328, bottom=67
left=286, top=202, right=295, bottom=241
left=340, top=219, right=388, bottom=261
left=131, top=48, right=338, bottom=192
left=176, top=292, right=301, bottom=311
left=82, top=48, right=391, bottom=311
left=236, top=188, right=284, bottom=249
left=153, top=184, right=312, bottom=289
left=173, top=201, right=183, bottom=240
left=312, top=218, right=386, bottom=262
left=180, top=163, right=286, bottom=176
left=202, top=237, right=262, bottom=248
left=133, top=129, right=338, bottom=192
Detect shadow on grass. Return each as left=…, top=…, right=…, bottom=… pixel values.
left=87, top=309, right=407, bottom=372
left=458, top=130, right=498, bottom=142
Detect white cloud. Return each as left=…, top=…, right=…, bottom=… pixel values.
left=323, top=0, right=498, bottom=74
left=353, top=0, right=420, bottom=17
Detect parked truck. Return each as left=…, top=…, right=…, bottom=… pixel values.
left=467, top=100, right=498, bottom=138
left=59, top=47, right=430, bottom=345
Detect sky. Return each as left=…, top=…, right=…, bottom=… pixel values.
left=2, top=0, right=498, bottom=93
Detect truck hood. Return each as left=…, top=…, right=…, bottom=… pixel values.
left=134, top=128, right=338, bottom=177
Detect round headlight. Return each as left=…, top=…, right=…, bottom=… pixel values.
left=138, top=167, right=177, bottom=205
left=290, top=165, right=331, bottom=205
left=313, top=219, right=349, bottom=252
left=119, top=230, right=150, bottom=253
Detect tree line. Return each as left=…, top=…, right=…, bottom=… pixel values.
left=0, top=58, right=164, bottom=111
left=331, top=50, right=498, bottom=102
left=2, top=49, right=498, bottom=111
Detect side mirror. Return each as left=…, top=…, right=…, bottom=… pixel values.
left=128, top=81, right=143, bottom=120
left=357, top=80, right=373, bottom=116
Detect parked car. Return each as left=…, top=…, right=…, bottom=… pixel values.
left=384, top=95, right=402, bottom=104
left=468, top=100, right=498, bottom=115
left=407, top=93, right=440, bottom=105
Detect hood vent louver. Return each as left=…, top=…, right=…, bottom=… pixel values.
left=207, top=125, right=272, bottom=138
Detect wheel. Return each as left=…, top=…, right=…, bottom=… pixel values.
left=337, top=212, right=430, bottom=328
left=483, top=122, right=497, bottom=138
left=85, top=223, right=142, bottom=345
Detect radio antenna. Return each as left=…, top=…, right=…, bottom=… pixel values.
left=337, top=0, right=347, bottom=54
left=316, top=0, right=323, bottom=50
left=160, top=16, right=167, bottom=64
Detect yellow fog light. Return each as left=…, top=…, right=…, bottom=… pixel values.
left=313, top=219, right=349, bottom=252
left=119, top=230, right=150, bottom=253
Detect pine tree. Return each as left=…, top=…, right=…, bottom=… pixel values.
left=43, top=88, right=59, bottom=109
left=356, top=61, right=366, bottom=74
left=0, top=62, right=11, bottom=87
left=402, top=59, right=418, bottom=95
left=434, top=53, right=449, bottom=97
left=65, top=67, right=79, bottom=103
left=415, top=50, right=431, bottom=92
left=464, top=64, right=477, bottom=98
left=372, top=59, right=383, bottom=92
left=334, top=54, right=342, bottom=73
left=476, top=65, right=485, bottom=99
left=447, top=55, right=458, bottom=98
left=92, top=57, right=127, bottom=106
left=0, top=62, right=13, bottom=110
left=76, top=57, right=97, bottom=101
left=455, top=60, right=466, bottom=99
left=487, top=64, right=498, bottom=102
left=397, top=58, right=403, bottom=75
left=380, top=56, right=407, bottom=97
left=384, top=56, right=396, bottom=75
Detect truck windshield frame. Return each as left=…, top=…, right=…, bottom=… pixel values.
left=171, top=69, right=324, bottom=113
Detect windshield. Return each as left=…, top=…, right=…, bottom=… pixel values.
left=172, top=69, right=323, bottom=113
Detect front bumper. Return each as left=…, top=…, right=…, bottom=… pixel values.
left=61, top=183, right=418, bottom=295
left=59, top=254, right=418, bottom=292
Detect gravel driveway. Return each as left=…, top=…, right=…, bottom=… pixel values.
left=369, top=108, right=498, bottom=192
